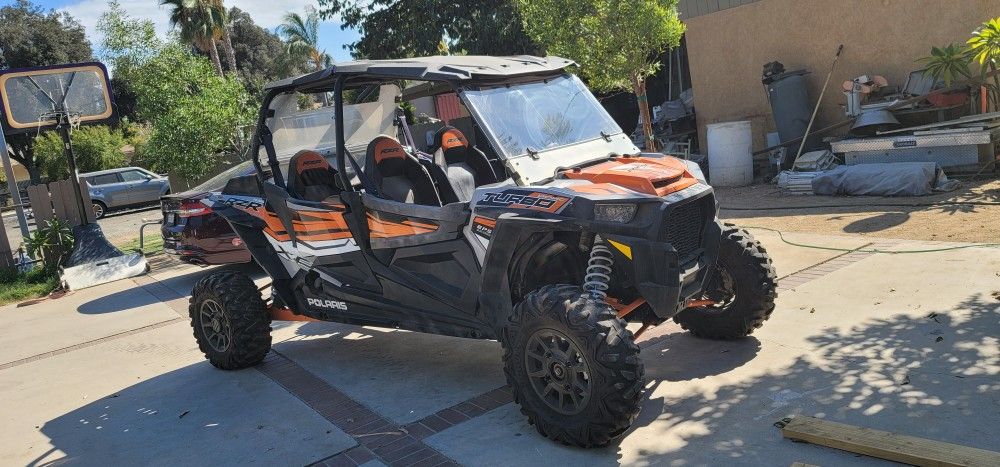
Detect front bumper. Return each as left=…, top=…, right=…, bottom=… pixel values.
left=606, top=219, right=721, bottom=319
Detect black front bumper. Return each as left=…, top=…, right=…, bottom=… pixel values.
left=607, top=219, right=721, bottom=319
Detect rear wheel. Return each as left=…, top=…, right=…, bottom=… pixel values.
left=673, top=223, right=777, bottom=339
left=92, top=201, right=106, bottom=219
left=501, top=284, right=644, bottom=447
left=189, top=271, right=271, bottom=369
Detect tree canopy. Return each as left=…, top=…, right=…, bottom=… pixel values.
left=98, top=1, right=254, bottom=183
left=316, top=0, right=538, bottom=59
left=227, top=7, right=308, bottom=91
left=516, top=0, right=684, bottom=149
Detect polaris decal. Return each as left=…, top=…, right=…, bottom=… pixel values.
left=477, top=190, right=569, bottom=213
left=307, top=297, right=348, bottom=310
left=472, top=216, right=496, bottom=239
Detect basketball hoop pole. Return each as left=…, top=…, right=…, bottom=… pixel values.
left=56, top=112, right=91, bottom=225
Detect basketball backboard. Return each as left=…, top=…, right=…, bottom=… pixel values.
left=0, top=62, right=115, bottom=134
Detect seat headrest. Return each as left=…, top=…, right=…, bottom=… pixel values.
left=292, top=150, right=332, bottom=175
left=436, top=126, right=469, bottom=152
left=368, top=135, right=408, bottom=164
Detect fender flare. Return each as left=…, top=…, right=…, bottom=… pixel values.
left=478, top=215, right=584, bottom=330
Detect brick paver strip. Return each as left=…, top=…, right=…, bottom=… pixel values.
left=257, top=351, right=458, bottom=467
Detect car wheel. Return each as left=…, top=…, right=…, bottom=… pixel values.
left=92, top=201, right=107, bottom=219
left=189, top=271, right=272, bottom=370
left=501, top=284, right=644, bottom=447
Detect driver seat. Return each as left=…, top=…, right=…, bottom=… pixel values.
left=287, top=150, right=340, bottom=201
left=432, top=126, right=498, bottom=201
left=365, top=135, right=441, bottom=206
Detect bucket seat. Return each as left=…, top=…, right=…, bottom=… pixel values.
left=287, top=150, right=341, bottom=202
left=431, top=126, right=498, bottom=201
left=365, top=135, right=441, bottom=206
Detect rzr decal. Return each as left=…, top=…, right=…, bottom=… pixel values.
left=222, top=197, right=264, bottom=209
left=477, top=190, right=569, bottom=213
left=472, top=216, right=495, bottom=239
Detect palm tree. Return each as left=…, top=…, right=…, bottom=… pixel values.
left=207, top=1, right=238, bottom=73
left=278, top=7, right=331, bottom=72
left=161, top=0, right=227, bottom=76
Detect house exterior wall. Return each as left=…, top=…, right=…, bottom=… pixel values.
left=683, top=0, right=999, bottom=157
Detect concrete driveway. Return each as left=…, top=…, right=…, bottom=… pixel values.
left=1, top=229, right=997, bottom=466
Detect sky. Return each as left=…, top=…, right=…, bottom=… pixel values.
left=3, top=0, right=361, bottom=62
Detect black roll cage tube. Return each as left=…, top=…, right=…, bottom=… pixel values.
left=249, top=70, right=564, bottom=196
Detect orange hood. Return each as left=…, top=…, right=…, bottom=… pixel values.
left=561, top=156, right=699, bottom=196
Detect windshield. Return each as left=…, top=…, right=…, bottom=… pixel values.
left=463, top=74, right=622, bottom=159
left=263, top=84, right=399, bottom=163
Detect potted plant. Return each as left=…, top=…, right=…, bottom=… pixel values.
left=968, top=17, right=1000, bottom=111
left=918, top=43, right=972, bottom=107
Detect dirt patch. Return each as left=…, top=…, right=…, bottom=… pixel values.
left=716, top=178, right=1000, bottom=244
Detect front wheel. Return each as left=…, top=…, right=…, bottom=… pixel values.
left=501, top=284, right=644, bottom=447
left=189, top=271, right=271, bottom=369
left=673, top=223, right=777, bottom=339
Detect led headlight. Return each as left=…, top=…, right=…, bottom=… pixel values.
left=594, top=203, right=637, bottom=223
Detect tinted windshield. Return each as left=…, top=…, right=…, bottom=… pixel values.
left=463, top=74, right=622, bottom=159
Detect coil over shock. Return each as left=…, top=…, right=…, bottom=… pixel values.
left=583, top=236, right=614, bottom=299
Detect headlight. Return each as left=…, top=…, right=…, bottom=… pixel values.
left=594, top=203, right=637, bottom=223
left=683, top=160, right=707, bottom=184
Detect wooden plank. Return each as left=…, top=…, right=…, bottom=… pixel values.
left=779, top=416, right=1000, bottom=467
left=0, top=211, right=14, bottom=268
left=26, top=185, right=53, bottom=225
left=877, top=110, right=1000, bottom=136
left=50, top=181, right=69, bottom=225
left=77, top=177, right=95, bottom=224
left=59, top=180, right=81, bottom=226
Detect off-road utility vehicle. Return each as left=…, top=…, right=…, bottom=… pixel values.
left=189, top=56, right=777, bottom=447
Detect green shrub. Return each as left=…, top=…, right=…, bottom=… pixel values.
left=24, top=218, right=74, bottom=273
left=34, top=125, right=128, bottom=180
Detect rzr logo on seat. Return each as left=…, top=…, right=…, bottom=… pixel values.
left=307, top=298, right=348, bottom=310
left=479, top=190, right=569, bottom=213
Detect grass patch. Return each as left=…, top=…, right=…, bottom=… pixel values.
left=0, top=267, right=60, bottom=306
left=115, top=232, right=164, bottom=256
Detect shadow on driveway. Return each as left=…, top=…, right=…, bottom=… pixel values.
left=75, top=263, right=260, bottom=315
left=36, top=293, right=999, bottom=465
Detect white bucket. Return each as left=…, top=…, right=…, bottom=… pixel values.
left=707, top=120, right=753, bottom=187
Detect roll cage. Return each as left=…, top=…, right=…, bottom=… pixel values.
left=247, top=56, right=578, bottom=197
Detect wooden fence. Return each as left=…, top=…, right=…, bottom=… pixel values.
left=26, top=178, right=96, bottom=227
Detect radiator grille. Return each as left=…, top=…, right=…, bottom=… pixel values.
left=664, top=200, right=706, bottom=259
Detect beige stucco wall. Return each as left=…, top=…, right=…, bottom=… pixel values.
left=684, top=0, right=1000, bottom=156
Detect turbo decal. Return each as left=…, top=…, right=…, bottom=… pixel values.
left=477, top=190, right=570, bottom=213
left=472, top=216, right=495, bottom=239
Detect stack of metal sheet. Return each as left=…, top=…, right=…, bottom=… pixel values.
left=777, top=170, right=823, bottom=195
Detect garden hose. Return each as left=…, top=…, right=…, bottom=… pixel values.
left=740, top=225, right=1000, bottom=254
left=720, top=200, right=1000, bottom=211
